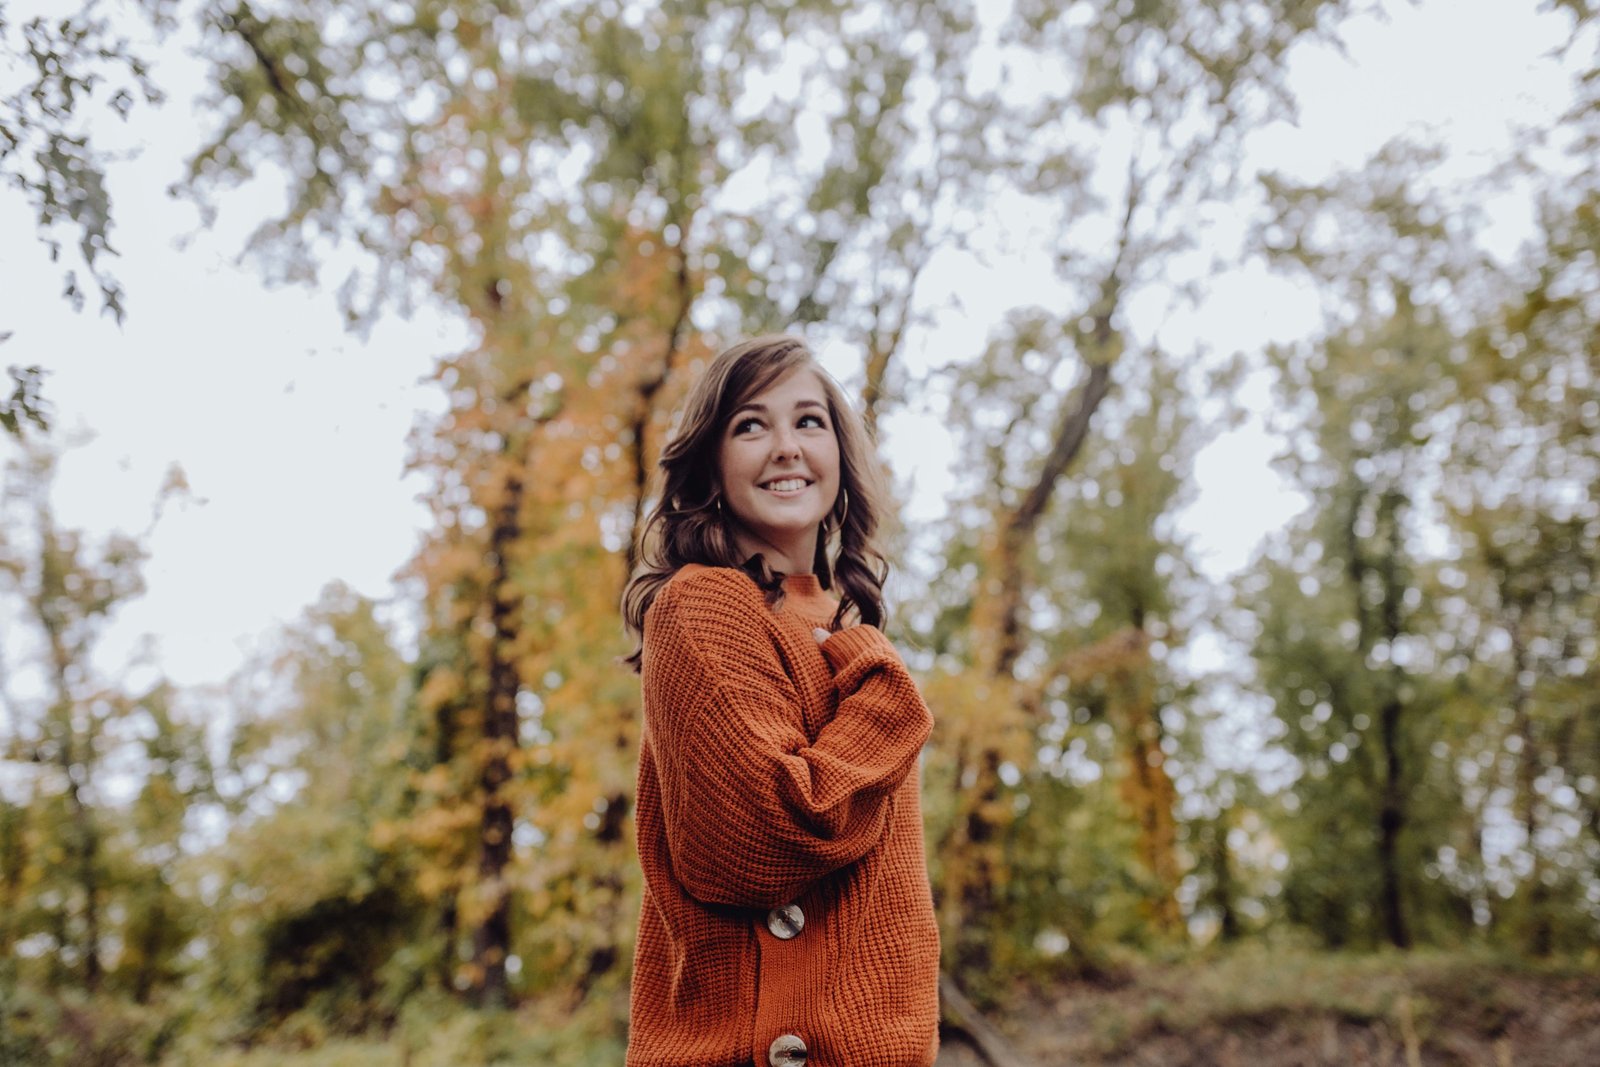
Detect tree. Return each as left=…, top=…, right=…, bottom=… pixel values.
left=1237, top=3, right=1600, bottom=947
left=913, top=0, right=1359, bottom=983
left=1437, top=12, right=1600, bottom=947
left=197, top=582, right=420, bottom=1032
left=0, top=442, right=206, bottom=995
left=181, top=0, right=1004, bottom=1009
left=1242, top=138, right=1492, bottom=948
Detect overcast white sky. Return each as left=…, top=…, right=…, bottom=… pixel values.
left=0, top=0, right=1582, bottom=691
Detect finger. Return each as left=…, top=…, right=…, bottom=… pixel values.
left=813, top=627, right=831, bottom=642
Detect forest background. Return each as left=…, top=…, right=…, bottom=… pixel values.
left=2, top=0, right=1598, bottom=1064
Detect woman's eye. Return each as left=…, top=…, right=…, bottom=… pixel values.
left=799, top=414, right=826, bottom=429
left=733, top=417, right=762, bottom=435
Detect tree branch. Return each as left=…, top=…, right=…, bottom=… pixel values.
left=940, top=971, right=1035, bottom=1067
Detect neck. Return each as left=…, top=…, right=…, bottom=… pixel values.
left=731, top=527, right=818, bottom=575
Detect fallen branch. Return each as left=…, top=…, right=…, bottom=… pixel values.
left=940, top=972, right=1035, bottom=1067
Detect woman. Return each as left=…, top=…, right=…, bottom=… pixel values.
left=621, top=335, right=940, bottom=1067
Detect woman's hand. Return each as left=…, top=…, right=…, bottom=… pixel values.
left=814, top=627, right=831, bottom=643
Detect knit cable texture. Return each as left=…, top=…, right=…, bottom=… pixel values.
left=628, top=564, right=940, bottom=1067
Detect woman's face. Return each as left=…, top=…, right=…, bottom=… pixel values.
left=717, top=366, right=842, bottom=574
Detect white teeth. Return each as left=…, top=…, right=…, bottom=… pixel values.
left=765, top=479, right=808, bottom=492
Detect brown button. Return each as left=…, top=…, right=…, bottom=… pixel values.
left=769, top=1034, right=808, bottom=1066
left=766, top=903, right=805, bottom=940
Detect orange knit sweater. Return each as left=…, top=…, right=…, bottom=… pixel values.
left=628, top=564, right=940, bottom=1067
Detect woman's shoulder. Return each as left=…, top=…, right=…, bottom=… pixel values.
left=643, top=566, right=781, bottom=666
left=651, top=563, right=768, bottom=618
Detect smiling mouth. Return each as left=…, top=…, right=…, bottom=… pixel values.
left=761, top=478, right=812, bottom=494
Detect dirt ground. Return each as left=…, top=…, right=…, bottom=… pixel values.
left=935, top=955, right=1600, bottom=1067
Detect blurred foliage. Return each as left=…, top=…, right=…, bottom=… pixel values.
left=0, top=0, right=173, bottom=438
left=0, top=0, right=173, bottom=324
left=1, top=0, right=1598, bottom=1063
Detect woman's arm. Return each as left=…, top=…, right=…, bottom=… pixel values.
left=643, top=568, right=932, bottom=909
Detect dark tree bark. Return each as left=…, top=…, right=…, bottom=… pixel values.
left=1376, top=692, right=1411, bottom=950
left=1211, top=812, right=1241, bottom=943
left=624, top=236, right=694, bottom=578
left=471, top=451, right=526, bottom=1008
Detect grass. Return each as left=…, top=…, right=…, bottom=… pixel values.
left=161, top=988, right=628, bottom=1067
left=15, top=948, right=1590, bottom=1067
left=1008, top=945, right=1600, bottom=1064
left=199, top=1039, right=401, bottom=1067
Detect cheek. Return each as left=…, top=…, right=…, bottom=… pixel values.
left=715, top=440, right=739, bottom=478
left=720, top=440, right=759, bottom=485
left=821, top=441, right=843, bottom=481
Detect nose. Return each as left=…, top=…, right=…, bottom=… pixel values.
left=770, top=424, right=801, bottom=460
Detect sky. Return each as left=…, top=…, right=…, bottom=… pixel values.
left=0, top=0, right=1583, bottom=694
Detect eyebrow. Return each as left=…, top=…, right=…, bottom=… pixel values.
left=729, top=399, right=829, bottom=419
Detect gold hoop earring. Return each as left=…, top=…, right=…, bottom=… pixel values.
left=835, top=487, right=850, bottom=531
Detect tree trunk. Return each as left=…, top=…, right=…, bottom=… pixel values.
left=989, top=360, right=1114, bottom=679
left=861, top=336, right=897, bottom=443
left=1507, top=619, right=1551, bottom=956
left=940, top=160, right=1140, bottom=999
left=0, top=801, right=23, bottom=959
left=1210, top=810, right=1241, bottom=943
left=953, top=747, right=1004, bottom=980
left=1377, top=692, right=1411, bottom=950
left=948, top=348, right=1116, bottom=983
left=47, top=629, right=102, bottom=989
left=1121, top=689, right=1181, bottom=936
left=624, top=240, right=693, bottom=578
left=471, top=456, right=526, bottom=1007
left=1371, top=488, right=1411, bottom=950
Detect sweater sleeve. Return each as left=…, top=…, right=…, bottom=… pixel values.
left=641, top=569, right=933, bottom=909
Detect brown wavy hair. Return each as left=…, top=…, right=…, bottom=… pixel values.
left=621, top=334, right=889, bottom=672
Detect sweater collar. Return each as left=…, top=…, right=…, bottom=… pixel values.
left=779, top=571, right=837, bottom=620
left=780, top=572, right=825, bottom=598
